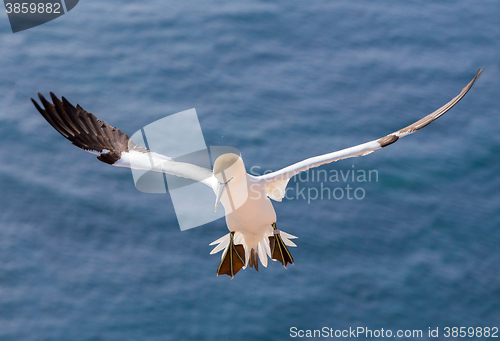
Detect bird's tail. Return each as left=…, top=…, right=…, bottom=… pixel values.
left=210, top=231, right=271, bottom=273
left=209, top=224, right=298, bottom=277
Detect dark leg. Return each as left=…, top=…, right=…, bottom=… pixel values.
left=217, top=231, right=246, bottom=278
left=268, top=222, right=294, bottom=268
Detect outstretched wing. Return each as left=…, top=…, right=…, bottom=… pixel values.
left=255, top=69, right=483, bottom=201
left=32, top=93, right=218, bottom=191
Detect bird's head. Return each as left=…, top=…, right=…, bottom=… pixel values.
left=213, top=153, right=245, bottom=181
left=213, top=153, right=246, bottom=212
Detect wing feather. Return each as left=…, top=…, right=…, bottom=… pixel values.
left=255, top=69, right=483, bottom=201
left=32, top=93, right=217, bottom=191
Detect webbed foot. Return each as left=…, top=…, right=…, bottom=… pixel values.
left=268, top=222, right=294, bottom=268
left=217, top=231, right=246, bottom=278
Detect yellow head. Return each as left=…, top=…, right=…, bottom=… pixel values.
left=213, top=153, right=247, bottom=212
left=213, top=153, right=246, bottom=182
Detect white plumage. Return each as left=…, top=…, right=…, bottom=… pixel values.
left=31, top=69, right=482, bottom=278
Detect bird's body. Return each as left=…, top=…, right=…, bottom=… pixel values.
left=211, top=155, right=282, bottom=271
left=31, top=69, right=482, bottom=278
left=224, top=176, right=276, bottom=252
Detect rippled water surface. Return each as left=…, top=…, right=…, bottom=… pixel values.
left=0, top=1, right=499, bottom=340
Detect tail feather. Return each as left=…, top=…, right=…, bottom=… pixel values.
left=248, top=248, right=259, bottom=271
left=210, top=224, right=297, bottom=277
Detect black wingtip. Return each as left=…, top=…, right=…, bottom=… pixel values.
left=50, top=92, right=60, bottom=103
left=473, top=68, right=483, bottom=81
left=37, top=92, right=46, bottom=101
left=37, top=93, right=51, bottom=107
left=61, top=96, right=77, bottom=111
left=31, top=97, right=43, bottom=112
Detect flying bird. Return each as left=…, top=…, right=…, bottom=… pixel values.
left=31, top=69, right=482, bottom=278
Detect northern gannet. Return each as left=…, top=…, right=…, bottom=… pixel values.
left=31, top=69, right=482, bottom=278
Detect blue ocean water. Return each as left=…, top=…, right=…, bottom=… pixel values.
left=0, top=1, right=499, bottom=340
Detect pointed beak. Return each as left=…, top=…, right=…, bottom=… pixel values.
left=215, top=177, right=233, bottom=212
